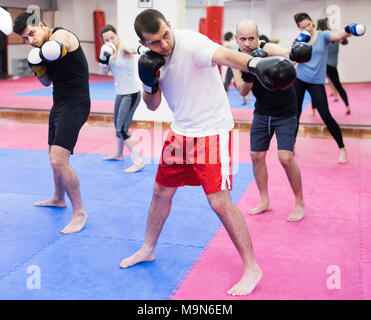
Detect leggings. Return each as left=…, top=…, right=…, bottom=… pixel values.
left=294, top=78, right=344, bottom=148
left=114, top=91, right=141, bottom=140
left=326, top=65, right=349, bottom=107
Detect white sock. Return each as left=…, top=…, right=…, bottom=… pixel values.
left=125, top=137, right=143, bottom=165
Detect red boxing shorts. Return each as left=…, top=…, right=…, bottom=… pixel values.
left=155, top=129, right=233, bottom=195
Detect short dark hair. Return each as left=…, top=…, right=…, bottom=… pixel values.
left=259, top=34, right=270, bottom=43
left=100, top=24, right=117, bottom=40
left=134, top=9, right=167, bottom=41
left=294, top=12, right=312, bottom=26
left=317, top=18, right=330, bottom=31
left=13, top=11, right=45, bottom=35
left=224, top=32, right=233, bottom=41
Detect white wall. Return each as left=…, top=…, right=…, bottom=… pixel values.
left=56, top=0, right=117, bottom=75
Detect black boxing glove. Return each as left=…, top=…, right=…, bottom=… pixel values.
left=138, top=51, right=166, bottom=94
left=289, top=42, right=312, bottom=63
left=247, top=57, right=296, bottom=91
left=241, top=48, right=268, bottom=82
left=250, top=48, right=268, bottom=58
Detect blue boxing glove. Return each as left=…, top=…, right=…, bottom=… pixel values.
left=344, top=23, right=366, bottom=36
left=294, top=30, right=311, bottom=43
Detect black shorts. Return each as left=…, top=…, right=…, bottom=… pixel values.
left=48, top=99, right=90, bottom=153
left=250, top=114, right=297, bottom=152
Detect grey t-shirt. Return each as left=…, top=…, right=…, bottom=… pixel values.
left=327, top=40, right=339, bottom=68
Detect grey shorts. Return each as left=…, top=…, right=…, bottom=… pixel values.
left=250, top=114, right=297, bottom=152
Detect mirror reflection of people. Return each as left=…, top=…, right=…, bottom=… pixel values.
left=293, top=12, right=365, bottom=163
left=232, top=20, right=308, bottom=222
left=316, top=18, right=351, bottom=115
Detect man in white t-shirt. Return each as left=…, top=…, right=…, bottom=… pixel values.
left=120, top=9, right=296, bottom=296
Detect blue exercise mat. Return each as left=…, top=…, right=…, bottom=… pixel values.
left=0, top=148, right=254, bottom=299
left=15, top=83, right=312, bottom=111
left=14, top=81, right=116, bottom=102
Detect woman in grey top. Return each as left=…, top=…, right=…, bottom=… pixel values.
left=316, top=18, right=351, bottom=115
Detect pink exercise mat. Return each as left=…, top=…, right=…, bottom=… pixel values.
left=171, top=137, right=371, bottom=300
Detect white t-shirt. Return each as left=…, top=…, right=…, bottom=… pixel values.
left=109, top=48, right=141, bottom=95
left=159, top=29, right=234, bottom=137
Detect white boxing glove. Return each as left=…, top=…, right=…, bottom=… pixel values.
left=99, top=42, right=116, bottom=67
left=40, top=40, right=67, bottom=62
left=0, top=7, right=13, bottom=36
left=27, top=47, right=47, bottom=78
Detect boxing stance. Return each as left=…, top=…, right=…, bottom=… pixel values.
left=120, top=9, right=296, bottom=296
left=317, top=18, right=351, bottom=115
left=99, top=24, right=145, bottom=172
left=14, top=11, right=90, bottom=234
left=293, top=12, right=366, bottom=163
left=232, top=20, right=310, bottom=222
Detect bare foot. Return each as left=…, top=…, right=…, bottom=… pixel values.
left=60, top=211, right=88, bottom=234
left=102, top=154, right=123, bottom=161
left=338, top=148, right=348, bottom=164
left=248, top=203, right=272, bottom=215
left=34, top=199, right=66, bottom=208
left=120, top=248, right=155, bottom=268
left=227, top=266, right=263, bottom=296
left=345, top=106, right=351, bottom=115
left=287, top=204, right=306, bottom=222
left=123, top=161, right=145, bottom=173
